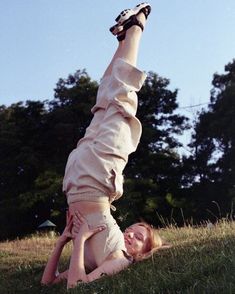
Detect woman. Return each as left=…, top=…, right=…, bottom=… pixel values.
left=41, top=3, right=166, bottom=289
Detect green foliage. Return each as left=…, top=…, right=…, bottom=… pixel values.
left=0, top=71, right=98, bottom=239
left=165, top=193, right=187, bottom=208
left=183, top=59, right=235, bottom=221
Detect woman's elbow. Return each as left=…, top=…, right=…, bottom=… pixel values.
left=41, top=274, right=57, bottom=285
left=41, top=278, right=52, bottom=286
left=67, top=276, right=88, bottom=289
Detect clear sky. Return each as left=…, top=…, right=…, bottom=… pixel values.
left=1, top=1, right=235, bottom=119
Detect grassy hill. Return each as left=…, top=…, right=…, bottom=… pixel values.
left=0, top=219, right=234, bottom=294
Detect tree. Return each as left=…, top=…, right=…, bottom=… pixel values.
left=0, top=101, right=47, bottom=201
left=184, top=59, right=235, bottom=220
left=0, top=101, right=50, bottom=238
left=0, top=71, right=99, bottom=239
left=44, top=70, right=99, bottom=173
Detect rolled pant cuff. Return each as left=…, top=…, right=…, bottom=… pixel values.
left=91, top=58, right=146, bottom=114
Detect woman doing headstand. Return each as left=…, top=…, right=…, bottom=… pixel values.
left=41, top=3, right=166, bottom=289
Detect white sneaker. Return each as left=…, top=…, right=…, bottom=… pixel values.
left=110, top=3, right=151, bottom=36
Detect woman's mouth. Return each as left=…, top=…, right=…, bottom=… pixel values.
left=124, top=237, right=131, bottom=245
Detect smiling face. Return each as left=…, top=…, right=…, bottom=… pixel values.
left=123, top=223, right=150, bottom=256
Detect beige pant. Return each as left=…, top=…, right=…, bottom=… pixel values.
left=63, top=58, right=146, bottom=205
left=83, top=210, right=126, bottom=271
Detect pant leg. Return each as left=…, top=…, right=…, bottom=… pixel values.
left=63, top=58, right=146, bottom=203
left=75, top=75, right=111, bottom=146
left=91, top=76, right=112, bottom=114
left=97, top=57, right=147, bottom=154
left=77, top=58, right=146, bottom=145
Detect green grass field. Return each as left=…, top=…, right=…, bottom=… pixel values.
left=0, top=220, right=234, bottom=294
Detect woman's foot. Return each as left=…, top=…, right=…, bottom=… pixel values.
left=110, top=2, right=151, bottom=41
left=134, top=2, right=151, bottom=19
left=116, top=14, right=145, bottom=41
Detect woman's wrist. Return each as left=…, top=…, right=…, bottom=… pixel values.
left=57, top=236, right=68, bottom=246
left=74, top=233, right=86, bottom=244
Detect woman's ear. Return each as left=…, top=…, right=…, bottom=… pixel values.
left=133, top=253, right=143, bottom=262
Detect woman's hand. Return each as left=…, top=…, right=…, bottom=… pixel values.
left=73, top=211, right=106, bottom=241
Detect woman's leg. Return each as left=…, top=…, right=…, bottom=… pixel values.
left=63, top=11, right=149, bottom=201
left=116, top=12, right=146, bottom=67
left=102, top=12, right=146, bottom=78
left=80, top=11, right=148, bottom=146
left=87, top=12, right=149, bottom=201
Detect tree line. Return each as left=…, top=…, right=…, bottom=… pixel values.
left=0, top=60, right=234, bottom=240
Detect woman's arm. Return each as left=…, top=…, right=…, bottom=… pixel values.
left=41, top=239, right=66, bottom=285
left=68, top=234, right=130, bottom=287
left=67, top=213, right=106, bottom=288
left=67, top=211, right=131, bottom=288
left=67, top=233, right=87, bottom=286
left=87, top=253, right=130, bottom=282
left=41, top=215, right=73, bottom=285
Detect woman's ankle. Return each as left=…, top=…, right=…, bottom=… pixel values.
left=136, top=11, right=146, bottom=27
left=126, top=24, right=142, bottom=38
left=126, top=12, right=146, bottom=37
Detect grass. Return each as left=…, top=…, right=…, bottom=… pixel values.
left=0, top=220, right=235, bottom=294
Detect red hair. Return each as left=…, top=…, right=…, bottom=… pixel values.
left=133, top=222, right=170, bottom=261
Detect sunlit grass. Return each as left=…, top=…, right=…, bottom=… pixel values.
left=0, top=220, right=234, bottom=294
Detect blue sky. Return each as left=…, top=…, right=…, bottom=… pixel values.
left=1, top=1, right=235, bottom=122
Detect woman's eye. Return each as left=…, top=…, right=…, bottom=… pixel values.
left=135, top=234, right=142, bottom=241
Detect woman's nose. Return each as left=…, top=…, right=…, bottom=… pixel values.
left=128, top=232, right=134, bottom=238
